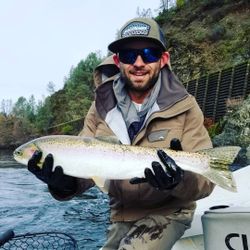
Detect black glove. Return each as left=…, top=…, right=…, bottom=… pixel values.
left=130, top=138, right=184, bottom=190
left=170, top=138, right=183, bottom=151
left=28, top=151, right=77, bottom=193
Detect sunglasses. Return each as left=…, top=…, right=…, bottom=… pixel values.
left=118, top=48, right=163, bottom=64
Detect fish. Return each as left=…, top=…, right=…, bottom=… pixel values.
left=13, top=135, right=241, bottom=192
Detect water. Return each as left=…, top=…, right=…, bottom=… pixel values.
left=0, top=150, right=110, bottom=249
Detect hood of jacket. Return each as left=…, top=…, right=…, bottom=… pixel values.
left=93, top=55, right=120, bottom=88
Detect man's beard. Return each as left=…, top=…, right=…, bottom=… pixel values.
left=120, top=69, right=160, bottom=93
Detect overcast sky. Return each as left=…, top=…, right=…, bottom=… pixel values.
left=0, top=0, right=161, bottom=103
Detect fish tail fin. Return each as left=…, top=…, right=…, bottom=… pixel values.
left=201, top=146, right=241, bottom=192
left=201, top=146, right=241, bottom=170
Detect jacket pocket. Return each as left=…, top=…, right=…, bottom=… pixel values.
left=144, top=128, right=183, bottom=148
left=147, top=129, right=169, bottom=142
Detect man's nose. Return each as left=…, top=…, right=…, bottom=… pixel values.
left=133, top=55, right=146, bottom=66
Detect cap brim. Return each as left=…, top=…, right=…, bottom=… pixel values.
left=108, top=37, right=166, bottom=53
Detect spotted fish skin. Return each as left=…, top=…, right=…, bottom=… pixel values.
left=13, top=135, right=240, bottom=192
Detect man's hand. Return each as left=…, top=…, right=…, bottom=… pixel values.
left=28, top=151, right=77, bottom=193
left=145, top=150, right=184, bottom=190
left=170, top=138, right=183, bottom=151
left=130, top=138, right=184, bottom=190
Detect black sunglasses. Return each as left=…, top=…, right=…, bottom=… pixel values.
left=118, top=48, right=163, bottom=64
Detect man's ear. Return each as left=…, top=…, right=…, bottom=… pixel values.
left=160, top=52, right=170, bottom=69
left=113, top=54, right=120, bottom=68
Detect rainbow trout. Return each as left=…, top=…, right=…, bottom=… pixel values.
left=13, top=135, right=240, bottom=192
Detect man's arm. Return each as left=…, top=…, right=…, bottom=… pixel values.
left=170, top=99, right=215, bottom=201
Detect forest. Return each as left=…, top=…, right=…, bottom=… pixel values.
left=0, top=0, right=249, bottom=148
left=0, top=52, right=102, bottom=148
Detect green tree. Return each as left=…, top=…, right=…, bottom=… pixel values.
left=12, top=97, right=28, bottom=118
left=35, top=97, right=53, bottom=134
left=27, top=95, right=36, bottom=122
left=62, top=52, right=103, bottom=121
left=49, top=89, right=69, bottom=124
left=12, top=95, right=36, bottom=123
left=176, top=0, right=185, bottom=9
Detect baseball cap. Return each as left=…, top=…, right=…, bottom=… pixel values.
left=108, top=17, right=167, bottom=53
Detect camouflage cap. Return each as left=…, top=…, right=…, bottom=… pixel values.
left=108, top=17, right=167, bottom=53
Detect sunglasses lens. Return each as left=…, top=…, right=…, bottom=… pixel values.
left=142, top=48, right=162, bottom=63
left=119, top=50, right=137, bottom=64
left=119, top=48, right=162, bottom=64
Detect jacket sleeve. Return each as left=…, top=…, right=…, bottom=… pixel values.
left=171, top=98, right=215, bottom=201
left=78, top=102, right=97, bottom=137
left=171, top=171, right=215, bottom=201
left=182, top=97, right=213, bottom=152
left=48, top=102, right=97, bottom=201
left=48, top=178, right=95, bottom=201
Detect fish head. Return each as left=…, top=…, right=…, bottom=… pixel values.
left=13, top=141, right=40, bottom=166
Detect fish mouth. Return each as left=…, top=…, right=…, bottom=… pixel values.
left=13, top=146, right=23, bottom=160
left=13, top=148, right=26, bottom=165
left=13, top=142, right=41, bottom=165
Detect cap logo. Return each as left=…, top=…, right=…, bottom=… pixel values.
left=121, top=21, right=150, bottom=38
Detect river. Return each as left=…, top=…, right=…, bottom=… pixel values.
left=0, top=150, right=110, bottom=249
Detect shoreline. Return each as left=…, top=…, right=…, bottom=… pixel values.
left=0, top=145, right=18, bottom=150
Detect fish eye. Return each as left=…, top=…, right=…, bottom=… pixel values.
left=15, top=151, right=23, bottom=156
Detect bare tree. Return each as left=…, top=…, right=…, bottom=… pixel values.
left=1, top=99, right=13, bottom=115
left=159, top=0, right=176, bottom=11
left=47, top=81, right=56, bottom=95
left=136, top=7, right=153, bottom=18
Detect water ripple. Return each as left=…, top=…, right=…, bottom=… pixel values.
left=0, top=150, right=110, bottom=249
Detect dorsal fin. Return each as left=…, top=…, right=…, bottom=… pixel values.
left=95, top=136, right=121, bottom=145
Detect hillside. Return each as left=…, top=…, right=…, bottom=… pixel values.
left=156, top=0, right=250, bottom=82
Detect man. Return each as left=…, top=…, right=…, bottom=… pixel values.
left=28, top=18, right=214, bottom=249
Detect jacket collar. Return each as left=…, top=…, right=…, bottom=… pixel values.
left=95, top=66, right=189, bottom=120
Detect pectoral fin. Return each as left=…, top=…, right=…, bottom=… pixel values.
left=92, top=176, right=110, bottom=193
